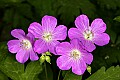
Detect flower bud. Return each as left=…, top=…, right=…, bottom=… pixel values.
left=46, top=51, right=52, bottom=56
left=45, top=56, right=51, bottom=64
left=87, top=66, right=91, bottom=74
left=39, top=55, right=46, bottom=64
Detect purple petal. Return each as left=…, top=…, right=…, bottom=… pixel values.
left=26, top=33, right=35, bottom=44
left=82, top=52, right=93, bottom=65
left=91, top=19, right=106, bottom=33
left=16, top=49, right=29, bottom=63
left=53, top=25, right=67, bottom=40
left=75, top=14, right=89, bottom=32
left=28, top=22, right=43, bottom=38
left=72, top=59, right=87, bottom=75
left=11, top=29, right=25, bottom=39
left=56, top=42, right=72, bottom=55
left=42, top=15, right=57, bottom=32
left=70, top=39, right=82, bottom=49
left=68, top=28, right=83, bottom=40
left=57, top=55, right=72, bottom=70
left=7, top=40, right=20, bottom=53
left=34, top=39, right=48, bottom=54
left=30, top=49, right=39, bottom=61
left=48, top=40, right=60, bottom=55
left=93, top=33, right=110, bottom=46
left=81, top=40, right=96, bottom=52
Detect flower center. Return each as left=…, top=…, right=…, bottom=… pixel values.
left=70, top=49, right=81, bottom=60
left=20, top=39, right=32, bottom=50
left=83, top=29, right=94, bottom=40
left=43, top=32, right=52, bottom=42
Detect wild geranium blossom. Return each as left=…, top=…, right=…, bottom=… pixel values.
left=28, top=15, right=67, bottom=54
left=68, top=14, right=110, bottom=52
left=56, top=39, right=93, bottom=75
left=7, top=29, right=38, bottom=63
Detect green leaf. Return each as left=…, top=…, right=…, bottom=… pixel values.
left=63, top=70, right=82, bottom=80
left=56, top=0, right=96, bottom=25
left=0, top=42, right=8, bottom=62
left=39, top=63, right=53, bottom=80
left=23, top=61, right=43, bottom=80
left=0, top=71, right=9, bottom=80
left=0, top=55, right=24, bottom=80
left=97, top=0, right=119, bottom=9
left=28, top=0, right=55, bottom=19
left=114, top=16, right=120, bottom=22
left=86, top=65, right=120, bottom=80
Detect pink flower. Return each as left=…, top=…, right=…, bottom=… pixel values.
left=7, top=29, right=38, bottom=63
left=28, top=15, right=67, bottom=54
left=68, top=14, right=110, bottom=52
left=56, top=39, right=93, bottom=75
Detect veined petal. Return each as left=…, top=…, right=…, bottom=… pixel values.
left=75, top=14, right=89, bottom=32
left=16, top=49, right=29, bottom=63
left=53, top=25, right=67, bottom=40
left=93, top=33, right=110, bottom=46
left=7, top=40, right=20, bottom=53
left=30, top=49, right=39, bottom=61
left=42, top=15, right=57, bottom=32
left=48, top=40, right=60, bottom=55
left=26, top=33, right=35, bottom=44
left=11, top=29, right=25, bottom=39
left=72, top=59, right=87, bottom=75
left=70, top=39, right=82, bottom=50
left=91, top=19, right=106, bottom=33
left=81, top=40, right=96, bottom=52
left=82, top=52, right=93, bottom=65
left=57, top=55, right=72, bottom=70
left=56, top=42, right=72, bottom=55
left=34, top=39, right=48, bottom=54
left=28, top=22, right=43, bottom=38
left=68, top=28, right=83, bottom=40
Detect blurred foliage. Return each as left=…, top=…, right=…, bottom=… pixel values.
left=0, top=0, right=120, bottom=80
left=87, top=65, right=120, bottom=80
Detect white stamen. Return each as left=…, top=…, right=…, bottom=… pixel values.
left=83, top=29, right=94, bottom=40
left=70, top=49, right=81, bottom=60
left=20, top=39, right=32, bottom=50
left=43, top=32, right=52, bottom=42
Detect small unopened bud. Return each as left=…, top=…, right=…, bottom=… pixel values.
left=87, top=66, right=91, bottom=74
left=39, top=55, right=46, bottom=64
left=46, top=51, right=52, bottom=56
left=45, top=56, right=51, bottom=64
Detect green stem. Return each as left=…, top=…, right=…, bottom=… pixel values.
left=44, top=62, right=48, bottom=80
left=57, top=70, right=61, bottom=80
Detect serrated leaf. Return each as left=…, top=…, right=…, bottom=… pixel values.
left=0, top=42, right=8, bottom=62
left=23, top=61, right=43, bottom=80
left=91, top=45, right=120, bottom=73
left=0, top=71, right=9, bottom=80
left=63, top=70, right=82, bottom=80
left=0, top=55, right=24, bottom=80
left=28, top=0, right=55, bottom=19
left=86, top=65, right=120, bottom=80
left=56, top=0, right=96, bottom=25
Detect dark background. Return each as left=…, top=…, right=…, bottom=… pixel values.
left=0, top=0, right=120, bottom=80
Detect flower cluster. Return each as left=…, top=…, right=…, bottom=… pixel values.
left=7, top=14, right=110, bottom=75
